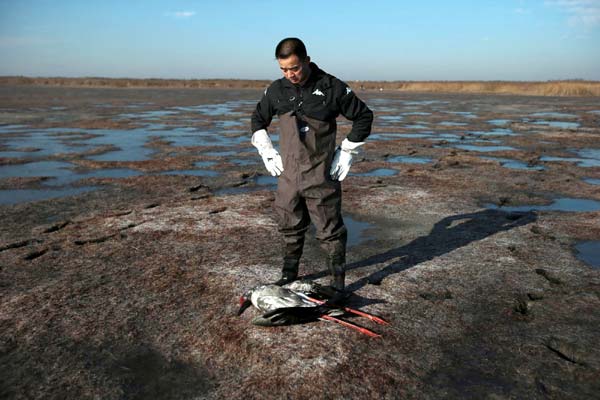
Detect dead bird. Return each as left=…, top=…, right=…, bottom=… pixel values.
left=237, top=284, right=344, bottom=326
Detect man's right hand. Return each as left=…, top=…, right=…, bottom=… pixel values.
left=251, top=129, right=284, bottom=177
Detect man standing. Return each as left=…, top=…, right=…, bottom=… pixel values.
left=251, top=38, right=373, bottom=295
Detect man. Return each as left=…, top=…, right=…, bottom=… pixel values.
left=250, top=38, right=373, bottom=295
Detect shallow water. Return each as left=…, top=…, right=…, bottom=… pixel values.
left=0, top=129, right=98, bottom=158
left=541, top=149, right=600, bottom=167
left=403, top=112, right=431, bottom=116
left=584, top=178, right=600, bottom=185
left=159, top=169, right=219, bottom=177
left=387, top=155, right=432, bottom=164
left=439, top=121, right=468, bottom=126
left=0, top=186, right=99, bottom=205
left=482, top=157, right=545, bottom=171
left=487, top=198, right=600, bottom=213
left=468, top=128, right=515, bottom=137
left=530, top=112, right=578, bottom=119
left=488, top=119, right=511, bottom=126
left=454, top=145, right=516, bottom=152
left=532, top=120, right=580, bottom=129
left=353, top=168, right=398, bottom=177
left=0, top=160, right=74, bottom=178
left=574, top=241, right=600, bottom=268
left=445, top=111, right=477, bottom=118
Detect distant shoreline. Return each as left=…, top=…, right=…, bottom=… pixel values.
left=1, top=76, right=599, bottom=96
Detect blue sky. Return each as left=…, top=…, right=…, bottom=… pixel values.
left=1, top=0, right=599, bottom=81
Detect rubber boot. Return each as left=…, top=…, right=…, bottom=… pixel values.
left=327, top=253, right=350, bottom=304
left=274, top=258, right=299, bottom=286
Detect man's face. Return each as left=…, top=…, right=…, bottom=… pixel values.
left=278, top=54, right=310, bottom=85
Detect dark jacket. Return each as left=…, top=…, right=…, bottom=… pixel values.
left=251, top=63, right=373, bottom=143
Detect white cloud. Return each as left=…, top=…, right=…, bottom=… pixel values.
left=545, top=0, right=600, bottom=28
left=514, top=7, right=531, bottom=14
left=165, top=11, right=196, bottom=18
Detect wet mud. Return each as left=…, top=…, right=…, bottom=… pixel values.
left=1, top=86, right=599, bottom=399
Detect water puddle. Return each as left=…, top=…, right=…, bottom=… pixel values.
left=229, top=158, right=257, bottom=166
left=584, top=178, right=600, bottom=185
left=403, top=100, right=448, bottom=105
left=0, top=186, right=99, bottom=205
left=387, top=155, right=432, bottom=164
left=368, top=133, right=403, bottom=141
left=85, top=128, right=158, bottom=161
left=353, top=168, right=398, bottom=177
left=540, top=149, right=600, bottom=167
left=400, top=133, right=435, bottom=139
left=159, top=169, right=219, bottom=177
left=439, top=121, right=468, bottom=127
left=428, top=133, right=462, bottom=142
left=194, top=161, right=217, bottom=168
left=118, top=110, right=180, bottom=120
left=530, top=112, right=578, bottom=119
left=468, top=128, right=515, bottom=137
left=532, top=120, right=580, bottom=129
left=0, top=161, right=75, bottom=179
left=0, top=129, right=98, bottom=157
left=445, top=111, right=477, bottom=118
left=203, top=150, right=240, bottom=157
left=378, top=115, right=404, bottom=123
left=488, top=119, right=511, bottom=126
left=51, top=168, right=144, bottom=186
left=574, top=241, right=600, bottom=268
left=0, top=124, right=28, bottom=132
left=216, top=120, right=243, bottom=128
left=403, top=112, right=431, bottom=116
left=482, top=157, right=545, bottom=171
left=486, top=198, right=600, bottom=212
left=454, top=145, right=516, bottom=152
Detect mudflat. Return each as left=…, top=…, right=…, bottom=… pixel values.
left=1, top=86, right=599, bottom=399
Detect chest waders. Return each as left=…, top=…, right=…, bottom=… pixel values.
left=274, top=111, right=347, bottom=291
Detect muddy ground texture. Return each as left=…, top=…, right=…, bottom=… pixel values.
left=1, top=86, right=600, bottom=399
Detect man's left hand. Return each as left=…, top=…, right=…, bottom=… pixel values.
left=330, top=139, right=365, bottom=181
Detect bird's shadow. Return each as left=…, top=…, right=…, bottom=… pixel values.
left=302, top=209, right=537, bottom=308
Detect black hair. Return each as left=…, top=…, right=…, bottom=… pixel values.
left=275, top=38, right=307, bottom=60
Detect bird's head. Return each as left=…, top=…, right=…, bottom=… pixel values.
left=237, top=290, right=253, bottom=316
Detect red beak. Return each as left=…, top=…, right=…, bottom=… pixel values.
left=237, top=297, right=252, bottom=316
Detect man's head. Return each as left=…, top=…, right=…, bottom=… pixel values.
left=275, top=37, right=311, bottom=85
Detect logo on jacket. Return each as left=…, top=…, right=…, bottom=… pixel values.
left=346, top=87, right=352, bottom=95
left=312, top=88, right=325, bottom=96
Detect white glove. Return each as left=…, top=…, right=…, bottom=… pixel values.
left=251, top=129, right=284, bottom=177
left=330, top=138, right=365, bottom=181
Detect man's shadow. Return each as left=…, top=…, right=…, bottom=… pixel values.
left=303, top=209, right=537, bottom=302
